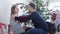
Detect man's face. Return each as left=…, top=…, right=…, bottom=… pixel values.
left=27, top=5, right=32, bottom=12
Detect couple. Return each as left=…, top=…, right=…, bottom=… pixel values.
left=11, top=3, right=49, bottom=34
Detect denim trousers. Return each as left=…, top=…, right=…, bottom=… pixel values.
left=22, top=28, right=48, bottom=34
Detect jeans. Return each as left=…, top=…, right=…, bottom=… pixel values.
left=22, top=28, right=48, bottom=34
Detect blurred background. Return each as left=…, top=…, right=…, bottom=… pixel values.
left=0, top=0, right=60, bottom=34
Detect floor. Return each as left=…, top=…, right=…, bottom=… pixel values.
left=55, top=32, right=60, bottom=34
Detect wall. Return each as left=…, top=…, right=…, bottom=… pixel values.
left=0, top=0, right=11, bottom=25
left=10, top=0, right=32, bottom=5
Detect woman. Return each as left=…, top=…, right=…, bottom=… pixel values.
left=10, top=5, right=19, bottom=26
left=10, top=5, right=25, bottom=34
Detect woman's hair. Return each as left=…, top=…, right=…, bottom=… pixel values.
left=11, top=5, right=16, bottom=15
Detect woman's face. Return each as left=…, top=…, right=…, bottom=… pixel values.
left=13, top=7, right=19, bottom=13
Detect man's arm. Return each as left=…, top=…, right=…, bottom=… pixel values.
left=15, top=15, right=31, bottom=22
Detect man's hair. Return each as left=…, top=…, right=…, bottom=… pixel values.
left=29, top=3, right=35, bottom=9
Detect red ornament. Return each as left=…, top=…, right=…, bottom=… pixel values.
left=51, top=13, right=57, bottom=21
left=22, top=26, right=26, bottom=29
left=20, top=6, right=23, bottom=9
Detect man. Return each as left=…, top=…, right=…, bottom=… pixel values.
left=15, top=3, right=49, bottom=34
